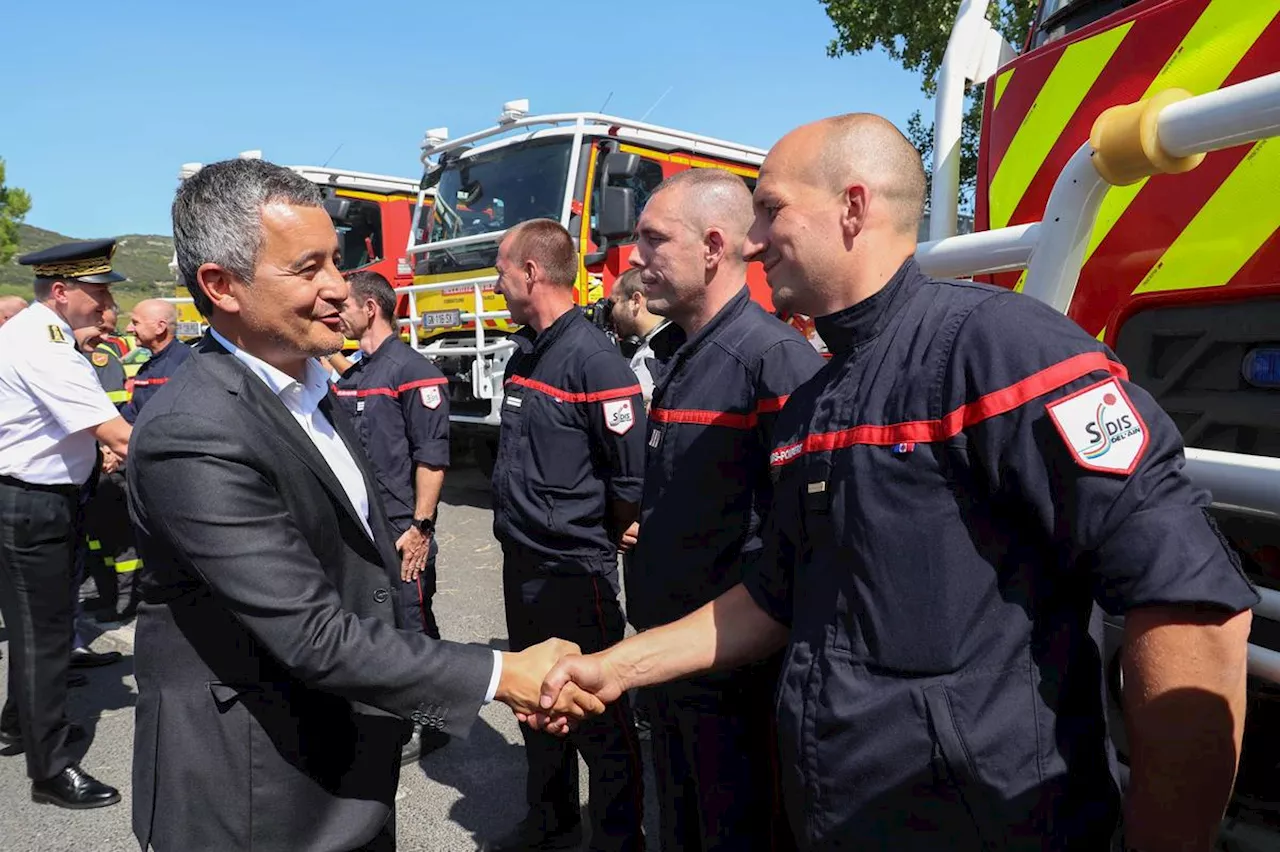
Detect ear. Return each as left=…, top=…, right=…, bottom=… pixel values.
left=197, top=263, right=242, bottom=316
left=523, top=257, right=539, bottom=286
left=840, top=184, right=868, bottom=241
left=50, top=280, right=71, bottom=304
left=704, top=227, right=727, bottom=270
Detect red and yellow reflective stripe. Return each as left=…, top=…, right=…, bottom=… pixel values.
left=1134, top=138, right=1280, bottom=293
left=989, top=21, right=1134, bottom=230
left=1085, top=0, right=1280, bottom=266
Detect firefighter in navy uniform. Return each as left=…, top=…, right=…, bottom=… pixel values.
left=624, top=168, right=823, bottom=852
left=537, top=116, right=1258, bottom=852
left=84, top=298, right=191, bottom=623
left=0, top=238, right=132, bottom=809
left=120, top=298, right=193, bottom=424
left=489, top=220, right=645, bottom=852
left=333, top=270, right=452, bottom=764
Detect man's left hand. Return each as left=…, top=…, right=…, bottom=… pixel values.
left=396, top=526, right=431, bottom=582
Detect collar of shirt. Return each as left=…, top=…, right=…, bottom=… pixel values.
left=361, top=333, right=399, bottom=364
left=208, top=327, right=331, bottom=414
left=663, top=285, right=749, bottom=366
left=641, top=318, right=672, bottom=346
left=814, top=257, right=919, bottom=356
left=530, top=306, right=582, bottom=355
left=29, top=301, right=73, bottom=339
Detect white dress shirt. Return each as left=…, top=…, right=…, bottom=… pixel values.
left=209, top=329, right=502, bottom=701
left=628, top=319, right=672, bottom=410
left=210, top=328, right=374, bottom=539
left=0, top=301, right=121, bottom=485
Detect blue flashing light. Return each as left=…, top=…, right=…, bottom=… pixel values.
left=1242, top=348, right=1280, bottom=389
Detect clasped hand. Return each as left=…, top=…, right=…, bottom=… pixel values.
left=500, top=649, right=626, bottom=736
left=495, top=639, right=615, bottom=734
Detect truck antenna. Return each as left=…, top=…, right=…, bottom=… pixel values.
left=321, top=143, right=344, bottom=168
left=598, top=91, right=614, bottom=112
left=640, top=86, right=673, bottom=122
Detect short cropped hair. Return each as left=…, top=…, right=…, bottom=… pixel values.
left=347, top=270, right=397, bottom=324
left=172, top=158, right=324, bottom=317
left=507, top=219, right=577, bottom=288
left=613, top=267, right=644, bottom=299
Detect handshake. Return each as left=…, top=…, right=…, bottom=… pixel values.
left=493, top=638, right=623, bottom=735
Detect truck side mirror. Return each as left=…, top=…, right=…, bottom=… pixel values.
left=603, top=151, right=641, bottom=182
left=598, top=186, right=636, bottom=240
left=324, top=197, right=352, bottom=224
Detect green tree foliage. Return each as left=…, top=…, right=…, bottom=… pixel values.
left=819, top=0, right=1039, bottom=207
left=0, top=158, right=33, bottom=264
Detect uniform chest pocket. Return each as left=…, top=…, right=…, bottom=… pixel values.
left=525, top=395, right=587, bottom=489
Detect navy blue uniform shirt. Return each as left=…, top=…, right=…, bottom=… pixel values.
left=492, top=308, right=646, bottom=573
left=628, top=286, right=824, bottom=630
left=334, top=336, right=450, bottom=535
left=744, top=258, right=1259, bottom=850
left=121, top=339, right=192, bottom=423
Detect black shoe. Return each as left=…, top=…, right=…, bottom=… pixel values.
left=69, top=647, right=122, bottom=668
left=31, top=763, right=120, bottom=809
left=0, top=724, right=86, bottom=754
left=487, top=814, right=583, bottom=851
left=400, top=725, right=423, bottom=765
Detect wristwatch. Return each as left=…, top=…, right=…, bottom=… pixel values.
left=413, top=515, right=436, bottom=536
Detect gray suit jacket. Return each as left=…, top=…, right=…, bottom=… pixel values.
left=126, top=338, right=492, bottom=852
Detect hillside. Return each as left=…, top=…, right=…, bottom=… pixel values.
left=1, top=224, right=180, bottom=313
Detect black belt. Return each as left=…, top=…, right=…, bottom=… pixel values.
left=0, top=474, right=79, bottom=497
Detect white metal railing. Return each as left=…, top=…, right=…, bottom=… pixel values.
left=406, top=229, right=511, bottom=257
left=420, top=111, right=767, bottom=165
left=930, top=0, right=1017, bottom=241
left=289, top=165, right=423, bottom=196
left=918, top=71, right=1280, bottom=309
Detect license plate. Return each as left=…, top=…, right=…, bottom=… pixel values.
left=175, top=321, right=203, bottom=338
left=421, top=310, right=461, bottom=329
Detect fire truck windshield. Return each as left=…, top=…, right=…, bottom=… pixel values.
left=422, top=137, right=573, bottom=275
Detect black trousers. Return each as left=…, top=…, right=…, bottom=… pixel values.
left=397, top=535, right=439, bottom=639
left=643, top=664, right=795, bottom=852
left=0, top=476, right=80, bottom=781
left=502, top=549, right=644, bottom=852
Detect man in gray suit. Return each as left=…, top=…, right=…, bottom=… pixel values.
left=126, top=158, right=599, bottom=852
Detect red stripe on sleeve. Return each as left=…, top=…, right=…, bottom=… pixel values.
left=771, top=353, right=1127, bottom=466
left=505, top=375, right=640, bottom=403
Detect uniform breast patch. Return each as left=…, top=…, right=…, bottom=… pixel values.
left=420, top=385, right=442, bottom=409
left=91, top=351, right=109, bottom=367
left=1045, top=378, right=1148, bottom=475
left=603, top=399, right=635, bottom=435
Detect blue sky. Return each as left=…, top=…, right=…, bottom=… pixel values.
left=0, top=0, right=929, bottom=238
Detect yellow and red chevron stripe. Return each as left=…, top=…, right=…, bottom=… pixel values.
left=977, top=0, right=1280, bottom=338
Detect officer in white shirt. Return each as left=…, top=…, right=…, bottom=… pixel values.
left=0, top=238, right=131, bottom=809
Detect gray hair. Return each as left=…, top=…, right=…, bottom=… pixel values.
left=172, top=159, right=324, bottom=317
